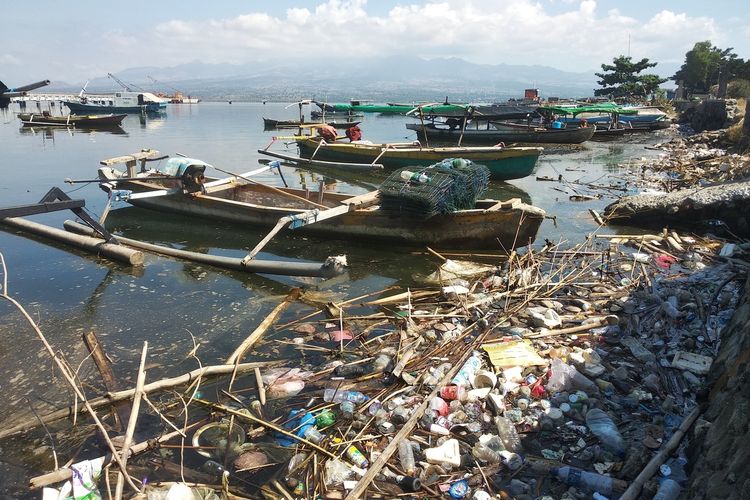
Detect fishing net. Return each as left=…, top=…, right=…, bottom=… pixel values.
left=379, top=158, right=490, bottom=219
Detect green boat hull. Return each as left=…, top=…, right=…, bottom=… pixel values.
left=297, top=140, right=541, bottom=181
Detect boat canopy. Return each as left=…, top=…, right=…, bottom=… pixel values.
left=539, top=104, right=639, bottom=116
left=419, top=104, right=539, bottom=121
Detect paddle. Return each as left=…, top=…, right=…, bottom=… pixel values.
left=241, top=190, right=380, bottom=264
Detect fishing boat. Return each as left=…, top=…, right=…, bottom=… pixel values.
left=406, top=121, right=595, bottom=144
left=97, top=160, right=545, bottom=250
left=315, top=99, right=466, bottom=115
left=18, top=112, right=127, bottom=127
left=310, top=110, right=364, bottom=119
left=295, top=137, right=542, bottom=181
left=262, top=117, right=361, bottom=129
left=63, top=91, right=167, bottom=114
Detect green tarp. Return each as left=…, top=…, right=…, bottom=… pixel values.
left=539, top=104, right=639, bottom=116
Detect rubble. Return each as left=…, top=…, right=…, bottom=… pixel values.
left=6, top=220, right=746, bottom=499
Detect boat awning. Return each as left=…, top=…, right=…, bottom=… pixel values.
left=539, top=104, right=639, bottom=116
left=420, top=104, right=539, bottom=121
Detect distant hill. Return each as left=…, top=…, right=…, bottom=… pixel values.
left=47, top=56, right=607, bottom=102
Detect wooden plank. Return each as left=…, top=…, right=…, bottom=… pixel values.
left=99, top=149, right=161, bottom=166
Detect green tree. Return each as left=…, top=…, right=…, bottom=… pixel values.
left=594, top=56, right=667, bottom=98
left=673, top=41, right=750, bottom=95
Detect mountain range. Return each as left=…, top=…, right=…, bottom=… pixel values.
left=46, top=55, right=677, bottom=102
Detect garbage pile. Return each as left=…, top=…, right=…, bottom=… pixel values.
left=629, top=128, right=750, bottom=192
left=18, top=226, right=748, bottom=499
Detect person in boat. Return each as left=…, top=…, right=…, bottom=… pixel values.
left=317, top=124, right=338, bottom=142
left=445, top=117, right=462, bottom=131
left=345, top=124, right=362, bottom=142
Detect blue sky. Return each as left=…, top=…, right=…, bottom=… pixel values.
left=2, top=0, right=748, bottom=85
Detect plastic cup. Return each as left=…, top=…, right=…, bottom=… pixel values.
left=472, top=370, right=497, bottom=389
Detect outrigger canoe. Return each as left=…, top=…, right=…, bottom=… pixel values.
left=295, top=137, right=542, bottom=181
left=262, top=117, right=361, bottom=129
left=97, top=161, right=545, bottom=250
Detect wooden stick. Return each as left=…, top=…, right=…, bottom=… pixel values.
left=29, top=420, right=207, bottom=489
left=82, top=331, right=128, bottom=431
left=114, top=342, right=148, bottom=500
left=619, top=407, right=700, bottom=500
left=0, top=361, right=277, bottom=439
left=226, top=288, right=302, bottom=365
left=254, top=367, right=266, bottom=406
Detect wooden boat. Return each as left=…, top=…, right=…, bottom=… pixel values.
left=18, top=112, right=127, bottom=127
left=406, top=121, right=595, bottom=144
left=262, top=117, right=360, bottom=129
left=64, top=91, right=167, bottom=114
left=318, top=100, right=467, bottom=115
left=97, top=165, right=545, bottom=250
left=311, top=110, right=364, bottom=119
left=295, top=137, right=542, bottom=181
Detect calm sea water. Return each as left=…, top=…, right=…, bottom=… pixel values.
left=0, top=101, right=669, bottom=493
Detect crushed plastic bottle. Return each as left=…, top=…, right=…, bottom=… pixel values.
left=552, top=466, right=617, bottom=495
left=323, top=388, right=369, bottom=404
left=495, top=416, right=523, bottom=453
left=400, top=170, right=431, bottom=183
left=585, top=408, right=626, bottom=457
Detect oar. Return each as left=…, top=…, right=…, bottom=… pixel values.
left=241, top=190, right=380, bottom=263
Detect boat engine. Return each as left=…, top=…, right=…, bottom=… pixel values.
left=162, top=157, right=207, bottom=193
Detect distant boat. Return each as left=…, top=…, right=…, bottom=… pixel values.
left=314, top=99, right=466, bottom=115
left=18, top=112, right=127, bottom=127
left=63, top=91, right=167, bottom=114
left=296, top=137, right=542, bottom=181
left=406, top=121, right=595, bottom=144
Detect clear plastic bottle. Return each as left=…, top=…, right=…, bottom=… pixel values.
left=398, top=439, right=416, bottom=475
left=451, top=353, right=482, bottom=387
left=471, top=443, right=501, bottom=464
left=202, top=459, right=226, bottom=476
left=585, top=408, right=625, bottom=457
left=495, top=416, right=523, bottom=453
left=552, top=466, right=616, bottom=495
left=323, top=388, right=369, bottom=404
left=400, top=170, right=431, bottom=183
left=303, top=426, right=324, bottom=444
left=339, top=400, right=355, bottom=420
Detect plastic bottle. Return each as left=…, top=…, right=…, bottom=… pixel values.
left=552, top=466, right=617, bottom=495
left=472, top=443, right=501, bottom=464
left=333, top=363, right=369, bottom=378
left=339, top=400, right=355, bottom=420
left=495, top=416, right=523, bottom=453
left=323, top=388, right=369, bottom=404
left=398, top=439, right=416, bottom=475
left=451, top=353, right=482, bottom=387
left=400, top=170, right=431, bottom=183
left=585, top=408, right=625, bottom=457
left=333, top=437, right=369, bottom=467
left=202, top=460, right=227, bottom=476
left=499, top=450, right=523, bottom=471
left=316, top=409, right=336, bottom=428
left=303, top=426, right=324, bottom=444
left=653, top=478, right=682, bottom=500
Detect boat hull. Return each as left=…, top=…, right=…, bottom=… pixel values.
left=407, top=122, right=595, bottom=144
left=98, top=171, right=545, bottom=250
left=64, top=101, right=164, bottom=114
left=296, top=139, right=541, bottom=181
left=18, top=112, right=127, bottom=126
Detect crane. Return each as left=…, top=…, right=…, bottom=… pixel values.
left=147, top=75, right=182, bottom=95
left=107, top=73, right=148, bottom=93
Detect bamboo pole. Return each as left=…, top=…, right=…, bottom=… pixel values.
left=114, top=342, right=148, bottom=499
left=1, top=217, right=143, bottom=266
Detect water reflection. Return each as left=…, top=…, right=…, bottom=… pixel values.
left=18, top=124, right=127, bottom=137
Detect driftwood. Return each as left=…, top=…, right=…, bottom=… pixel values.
left=226, top=288, right=301, bottom=365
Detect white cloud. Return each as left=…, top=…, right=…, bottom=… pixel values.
left=0, top=54, right=21, bottom=65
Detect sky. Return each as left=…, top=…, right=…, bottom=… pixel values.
left=2, top=0, right=749, bottom=85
